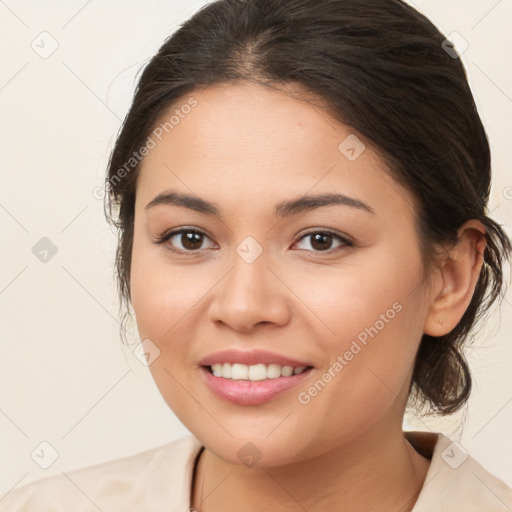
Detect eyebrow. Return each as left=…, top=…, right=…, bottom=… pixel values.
left=145, top=190, right=376, bottom=218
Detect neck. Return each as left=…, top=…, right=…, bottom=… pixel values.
left=190, top=423, right=431, bottom=512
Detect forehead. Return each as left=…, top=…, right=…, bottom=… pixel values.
left=135, top=82, right=417, bottom=222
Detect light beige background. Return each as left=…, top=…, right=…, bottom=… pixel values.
left=1, top=0, right=511, bottom=495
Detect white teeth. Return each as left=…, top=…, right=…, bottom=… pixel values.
left=231, top=363, right=248, bottom=380
left=209, top=363, right=309, bottom=380
left=248, top=363, right=267, bottom=381
left=222, top=363, right=232, bottom=378
left=281, top=365, right=294, bottom=377
left=267, top=363, right=281, bottom=379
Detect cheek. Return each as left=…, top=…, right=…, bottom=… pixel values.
left=289, top=249, right=425, bottom=407
left=130, top=241, right=208, bottom=342
left=129, top=245, right=202, bottom=414
left=289, top=248, right=422, bottom=347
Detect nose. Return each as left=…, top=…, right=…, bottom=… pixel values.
left=207, top=246, right=291, bottom=333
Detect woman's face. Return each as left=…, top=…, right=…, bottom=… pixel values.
left=130, top=82, right=437, bottom=466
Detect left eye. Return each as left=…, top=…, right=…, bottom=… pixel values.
left=293, top=231, right=353, bottom=252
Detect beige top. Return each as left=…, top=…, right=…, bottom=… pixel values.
left=1, top=431, right=511, bottom=511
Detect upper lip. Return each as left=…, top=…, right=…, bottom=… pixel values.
left=199, top=349, right=313, bottom=368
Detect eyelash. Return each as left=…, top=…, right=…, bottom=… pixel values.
left=152, top=227, right=354, bottom=255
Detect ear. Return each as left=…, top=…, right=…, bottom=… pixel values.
left=423, top=220, right=487, bottom=336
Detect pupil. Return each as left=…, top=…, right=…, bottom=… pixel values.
left=311, top=233, right=332, bottom=251
left=183, top=232, right=202, bottom=250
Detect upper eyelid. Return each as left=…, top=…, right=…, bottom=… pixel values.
left=298, top=227, right=352, bottom=239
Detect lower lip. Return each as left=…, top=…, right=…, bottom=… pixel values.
left=200, top=366, right=314, bottom=405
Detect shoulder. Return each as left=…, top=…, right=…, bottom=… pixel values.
left=409, top=431, right=512, bottom=511
left=0, top=434, right=203, bottom=512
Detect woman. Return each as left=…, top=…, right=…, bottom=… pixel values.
left=3, top=0, right=511, bottom=510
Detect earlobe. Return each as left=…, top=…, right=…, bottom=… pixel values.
left=423, top=220, right=487, bottom=337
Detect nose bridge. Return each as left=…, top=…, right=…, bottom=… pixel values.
left=209, top=237, right=290, bottom=330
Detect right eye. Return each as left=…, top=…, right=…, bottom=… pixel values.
left=152, top=227, right=216, bottom=253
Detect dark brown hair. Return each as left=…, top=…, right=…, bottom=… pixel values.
left=104, top=0, right=511, bottom=415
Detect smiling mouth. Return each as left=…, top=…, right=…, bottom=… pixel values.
left=203, top=363, right=314, bottom=381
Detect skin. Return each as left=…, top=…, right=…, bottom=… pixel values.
left=130, top=81, right=487, bottom=511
